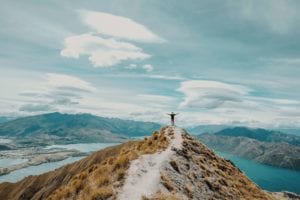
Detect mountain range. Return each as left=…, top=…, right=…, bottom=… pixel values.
left=0, top=112, right=161, bottom=146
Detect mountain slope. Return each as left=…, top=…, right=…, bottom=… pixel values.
left=199, top=133, right=300, bottom=171
left=214, top=127, right=300, bottom=146
left=0, top=117, right=11, bottom=124
left=0, top=112, right=161, bottom=145
left=188, top=124, right=231, bottom=135
left=1, top=126, right=295, bottom=200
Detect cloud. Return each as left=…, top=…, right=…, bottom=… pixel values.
left=46, top=73, right=97, bottom=92
left=17, top=73, right=99, bottom=114
left=19, top=104, right=55, bottom=113
left=178, top=80, right=250, bottom=109
left=61, top=33, right=151, bottom=67
left=61, top=10, right=164, bottom=67
left=124, top=63, right=154, bottom=72
left=176, top=79, right=300, bottom=128
left=236, top=0, right=298, bottom=34
left=80, top=10, right=164, bottom=43
left=51, top=95, right=80, bottom=106
left=125, top=64, right=137, bottom=70
left=142, top=64, right=154, bottom=72
left=145, top=74, right=185, bottom=80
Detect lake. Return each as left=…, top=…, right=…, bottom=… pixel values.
left=216, top=151, right=300, bottom=194
left=0, top=158, right=28, bottom=168
left=0, top=156, right=84, bottom=183
left=44, top=142, right=120, bottom=153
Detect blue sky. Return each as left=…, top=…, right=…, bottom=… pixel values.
left=0, top=0, right=300, bottom=127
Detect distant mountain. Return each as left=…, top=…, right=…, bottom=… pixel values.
left=198, top=129, right=300, bottom=171
left=1, top=126, right=292, bottom=200
left=214, top=127, right=300, bottom=146
left=275, top=128, right=300, bottom=136
left=0, top=112, right=161, bottom=145
left=188, top=124, right=231, bottom=135
left=0, top=117, right=11, bottom=124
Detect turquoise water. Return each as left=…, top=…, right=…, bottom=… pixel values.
left=0, top=158, right=28, bottom=168
left=216, top=151, right=300, bottom=194
left=0, top=156, right=84, bottom=183
left=44, top=142, right=120, bottom=153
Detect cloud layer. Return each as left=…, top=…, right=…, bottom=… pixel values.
left=177, top=79, right=300, bottom=127
left=17, top=73, right=97, bottom=113
left=178, top=80, right=250, bottom=109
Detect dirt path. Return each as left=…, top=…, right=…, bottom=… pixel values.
left=118, top=126, right=183, bottom=200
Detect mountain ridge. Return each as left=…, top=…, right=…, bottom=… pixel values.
left=0, top=112, right=161, bottom=145
left=1, top=126, right=297, bottom=199
left=214, top=127, right=300, bottom=146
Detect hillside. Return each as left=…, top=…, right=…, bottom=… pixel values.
left=199, top=133, right=300, bottom=171
left=0, top=126, right=296, bottom=200
left=0, top=112, right=161, bottom=145
left=189, top=124, right=231, bottom=135
left=214, top=127, right=300, bottom=146
left=0, top=117, right=11, bottom=124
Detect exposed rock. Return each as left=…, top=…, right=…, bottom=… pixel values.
left=272, top=191, right=300, bottom=200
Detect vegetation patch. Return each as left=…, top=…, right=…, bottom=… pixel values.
left=48, top=127, right=170, bottom=200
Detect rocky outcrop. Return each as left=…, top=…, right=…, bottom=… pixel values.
left=271, top=191, right=300, bottom=200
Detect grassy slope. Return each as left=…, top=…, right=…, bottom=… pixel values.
left=0, top=128, right=169, bottom=200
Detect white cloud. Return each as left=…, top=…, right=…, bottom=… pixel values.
left=145, top=74, right=185, bottom=80
left=61, top=33, right=150, bottom=67
left=46, top=73, right=97, bottom=92
left=124, top=63, right=155, bottom=72
left=178, top=80, right=250, bottom=108
left=80, top=10, right=164, bottom=43
left=61, top=10, right=164, bottom=67
left=142, top=64, right=154, bottom=72
left=125, top=64, right=137, bottom=70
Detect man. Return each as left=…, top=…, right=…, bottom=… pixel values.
left=167, top=112, right=179, bottom=126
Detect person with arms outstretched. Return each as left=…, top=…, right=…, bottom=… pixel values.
left=167, top=112, right=179, bottom=126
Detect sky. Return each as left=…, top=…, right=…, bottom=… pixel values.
left=0, top=0, right=300, bottom=127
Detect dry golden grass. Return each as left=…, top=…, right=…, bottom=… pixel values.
left=90, top=186, right=113, bottom=200
left=142, top=192, right=181, bottom=200
left=180, top=133, right=274, bottom=200
left=47, top=127, right=170, bottom=200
